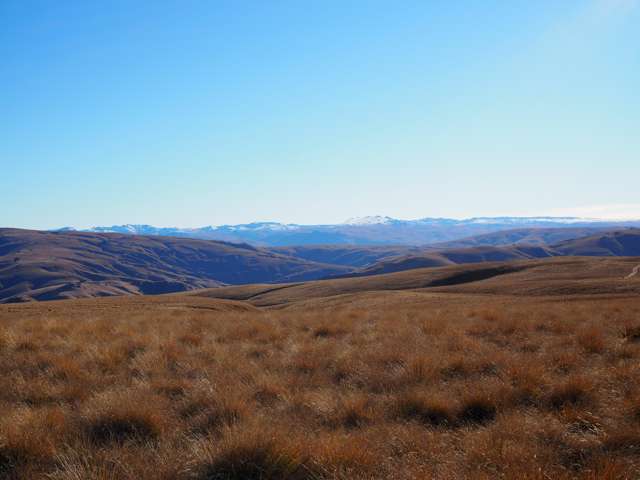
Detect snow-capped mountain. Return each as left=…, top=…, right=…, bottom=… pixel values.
left=343, top=216, right=396, bottom=225
left=214, top=222, right=301, bottom=232
left=59, top=217, right=640, bottom=247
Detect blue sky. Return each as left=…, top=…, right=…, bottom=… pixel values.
left=2, top=0, right=639, bottom=229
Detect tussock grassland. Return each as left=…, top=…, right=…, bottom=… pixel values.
left=0, top=294, right=639, bottom=479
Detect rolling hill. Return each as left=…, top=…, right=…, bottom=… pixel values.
left=340, top=229, right=640, bottom=278
left=552, top=228, right=640, bottom=256
left=268, top=227, right=621, bottom=270
left=270, top=244, right=422, bottom=267
left=0, top=229, right=350, bottom=303
left=429, top=227, right=609, bottom=248
left=338, top=245, right=555, bottom=278
left=189, top=256, right=640, bottom=307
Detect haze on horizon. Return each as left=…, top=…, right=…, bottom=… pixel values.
left=2, top=0, right=639, bottom=230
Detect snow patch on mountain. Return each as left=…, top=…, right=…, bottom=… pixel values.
left=343, top=216, right=395, bottom=225
left=214, top=222, right=301, bottom=232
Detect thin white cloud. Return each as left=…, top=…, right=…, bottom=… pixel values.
left=547, top=204, right=640, bottom=220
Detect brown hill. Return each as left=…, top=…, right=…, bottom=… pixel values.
left=552, top=228, right=640, bottom=256
left=271, top=244, right=422, bottom=267
left=270, top=228, right=610, bottom=268
left=190, top=256, right=640, bottom=307
left=341, top=229, right=640, bottom=278
left=429, top=227, right=608, bottom=248
left=0, top=229, right=350, bottom=303
left=335, top=245, right=555, bottom=278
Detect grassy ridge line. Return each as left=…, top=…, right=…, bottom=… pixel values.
left=190, top=257, right=640, bottom=307
left=340, top=229, right=640, bottom=278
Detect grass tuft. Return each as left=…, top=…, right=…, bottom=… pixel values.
left=621, top=324, right=640, bottom=343
left=191, top=430, right=318, bottom=480
left=577, top=326, right=606, bottom=354
left=458, top=394, right=497, bottom=425
left=83, top=391, right=166, bottom=445
left=395, top=391, right=454, bottom=427
left=547, top=377, right=592, bottom=410
left=327, top=395, right=375, bottom=429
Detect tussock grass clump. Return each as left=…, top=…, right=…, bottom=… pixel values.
left=189, top=429, right=319, bottom=480
left=0, top=329, right=10, bottom=353
left=312, top=324, right=346, bottom=339
left=253, top=382, right=286, bottom=406
left=583, top=458, right=636, bottom=480
left=440, top=356, right=473, bottom=380
left=83, top=390, right=167, bottom=445
left=547, top=377, right=593, bottom=410
left=87, top=415, right=159, bottom=446
left=577, top=326, right=607, bottom=354
left=189, top=397, right=249, bottom=435
left=404, top=355, right=437, bottom=383
left=326, top=394, right=375, bottom=429
left=602, top=428, right=640, bottom=455
left=621, top=324, right=640, bottom=343
left=0, top=407, right=69, bottom=479
left=395, top=391, right=454, bottom=427
left=469, top=308, right=502, bottom=323
left=505, top=361, right=546, bottom=406
left=458, top=394, right=497, bottom=426
left=153, top=378, right=188, bottom=398
left=628, top=395, right=640, bottom=422
left=313, top=432, right=377, bottom=475
left=0, top=446, right=26, bottom=480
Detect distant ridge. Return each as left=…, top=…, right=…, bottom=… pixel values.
left=337, top=229, right=640, bottom=278
left=57, top=216, right=640, bottom=246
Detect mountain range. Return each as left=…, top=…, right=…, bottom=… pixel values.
left=59, top=216, right=640, bottom=246
left=2, top=226, right=640, bottom=303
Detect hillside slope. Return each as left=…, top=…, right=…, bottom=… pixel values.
left=552, top=229, right=640, bottom=256
left=191, top=257, right=640, bottom=307
left=341, top=229, right=640, bottom=278
left=270, top=245, right=423, bottom=267
left=0, top=229, right=350, bottom=303
left=271, top=228, right=629, bottom=272
left=334, top=245, right=555, bottom=277
left=430, top=227, right=608, bottom=248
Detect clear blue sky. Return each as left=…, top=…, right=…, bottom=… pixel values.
left=2, top=0, right=639, bottom=229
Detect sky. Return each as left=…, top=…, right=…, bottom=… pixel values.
left=1, top=0, right=639, bottom=229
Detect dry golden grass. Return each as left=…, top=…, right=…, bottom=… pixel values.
left=0, top=291, right=639, bottom=479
